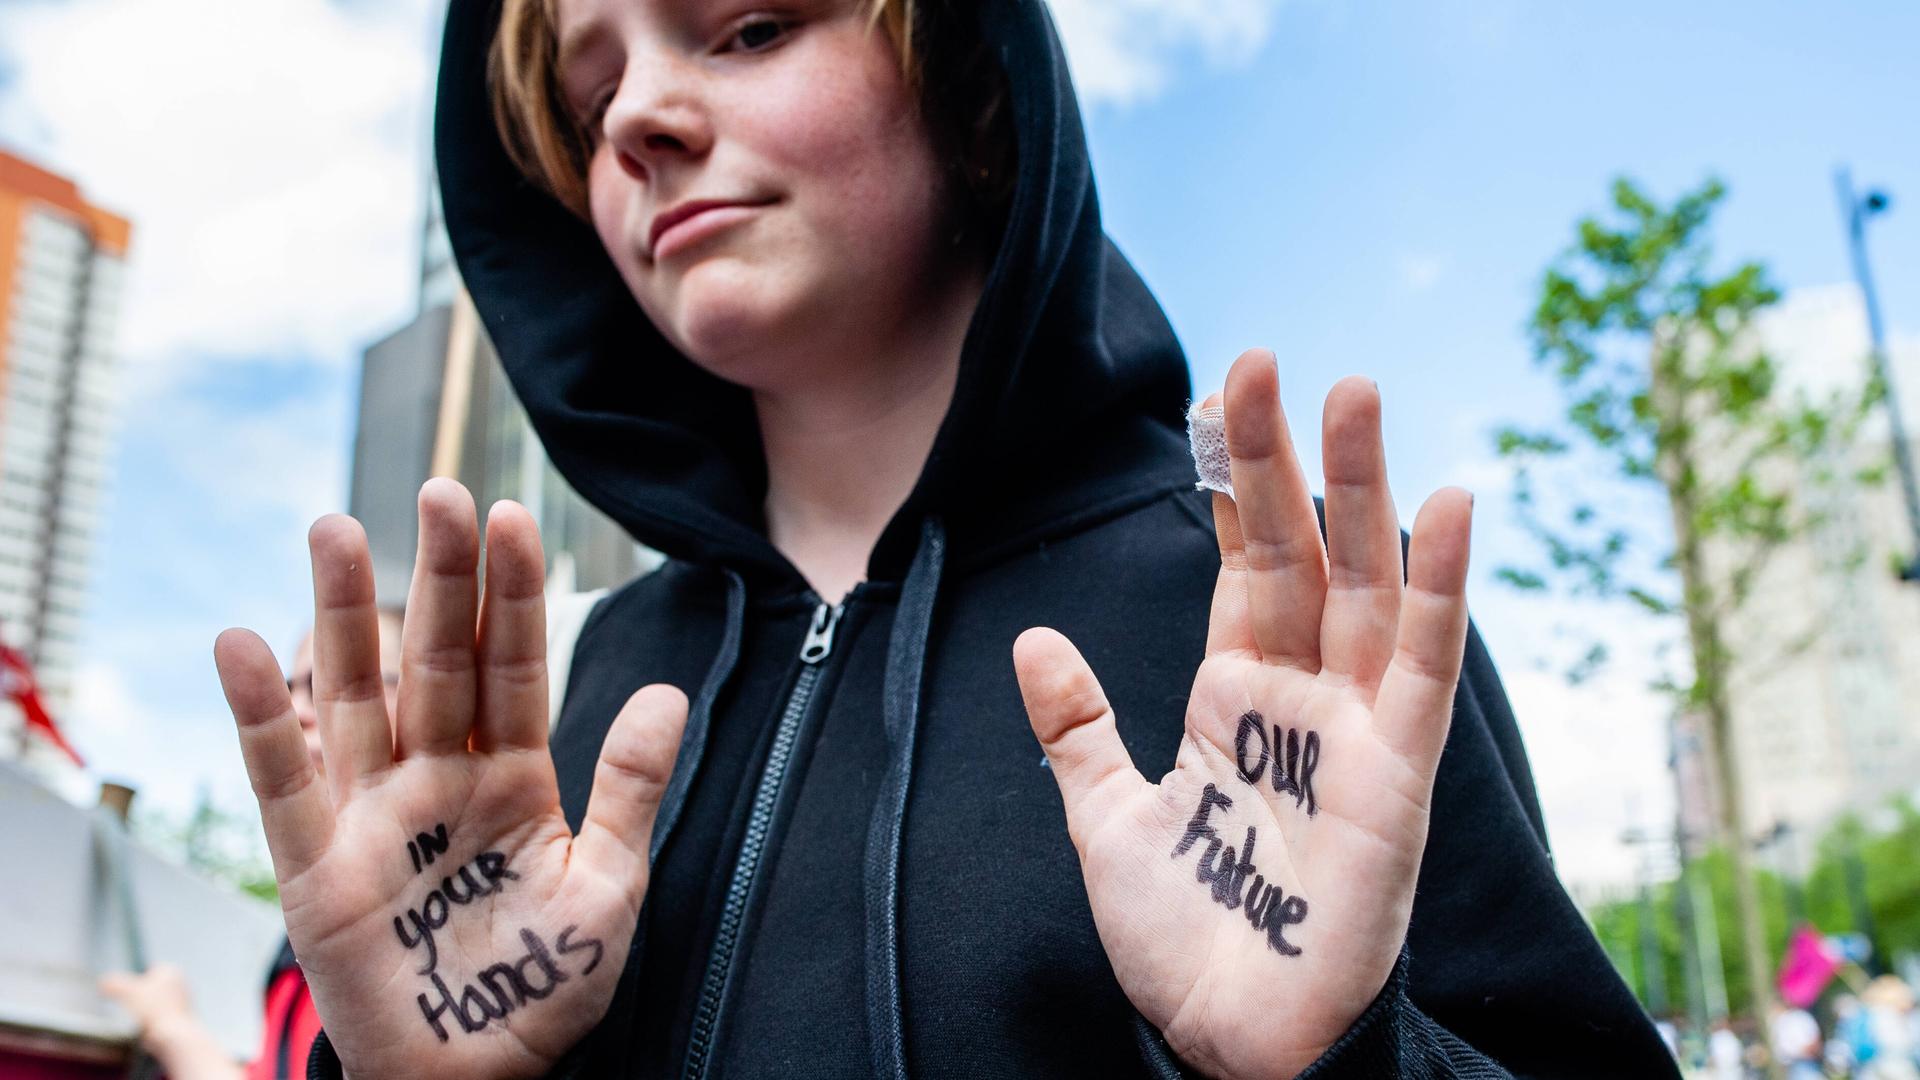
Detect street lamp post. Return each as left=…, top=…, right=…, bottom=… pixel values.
left=1836, top=168, right=1920, bottom=581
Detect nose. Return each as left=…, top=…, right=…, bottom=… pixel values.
left=602, top=53, right=713, bottom=183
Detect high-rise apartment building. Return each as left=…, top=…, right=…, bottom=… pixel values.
left=350, top=289, right=654, bottom=606
left=0, top=151, right=129, bottom=738
left=1676, top=286, right=1920, bottom=869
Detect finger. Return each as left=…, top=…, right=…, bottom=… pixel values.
left=1206, top=488, right=1254, bottom=656
left=474, top=500, right=550, bottom=752
left=396, top=479, right=481, bottom=759
left=1013, top=627, right=1145, bottom=850
left=215, top=628, right=335, bottom=880
left=1202, top=386, right=1257, bottom=656
left=308, top=516, right=395, bottom=796
left=1222, top=350, right=1327, bottom=667
left=1319, top=376, right=1403, bottom=690
left=573, top=684, right=689, bottom=902
left=1372, top=488, right=1473, bottom=771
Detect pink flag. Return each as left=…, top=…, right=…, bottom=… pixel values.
left=1777, top=925, right=1840, bottom=1007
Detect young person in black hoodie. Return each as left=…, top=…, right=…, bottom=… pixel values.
left=211, top=1, right=1679, bottom=1077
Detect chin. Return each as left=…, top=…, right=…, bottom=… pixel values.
left=662, top=261, right=812, bottom=388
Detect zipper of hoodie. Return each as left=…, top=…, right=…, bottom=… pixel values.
left=680, top=598, right=844, bottom=1080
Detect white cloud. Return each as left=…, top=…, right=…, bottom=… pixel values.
left=1047, top=0, right=1286, bottom=106
left=163, top=377, right=352, bottom=525
left=64, top=657, right=255, bottom=815
left=1502, top=652, right=1677, bottom=893
left=0, top=0, right=438, bottom=386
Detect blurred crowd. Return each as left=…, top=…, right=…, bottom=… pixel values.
left=1663, top=976, right=1919, bottom=1079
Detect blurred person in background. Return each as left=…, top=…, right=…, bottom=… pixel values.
left=1862, top=976, right=1919, bottom=1080
left=101, top=609, right=404, bottom=1080
left=1710, top=1018, right=1748, bottom=1080
left=1768, top=1002, right=1823, bottom=1080
left=1832, top=994, right=1874, bottom=1076
left=211, top=2, right=1679, bottom=1077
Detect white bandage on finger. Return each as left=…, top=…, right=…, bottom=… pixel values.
left=1186, top=400, right=1233, bottom=498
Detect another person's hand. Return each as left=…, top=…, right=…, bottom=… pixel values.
left=1014, top=350, right=1473, bottom=1079
left=98, top=965, right=242, bottom=1080
left=215, top=479, right=688, bottom=1080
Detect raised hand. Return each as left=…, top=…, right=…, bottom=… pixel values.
left=215, top=479, right=686, bottom=1080
left=1013, top=350, right=1474, bottom=1080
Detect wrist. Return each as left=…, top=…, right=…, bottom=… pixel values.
left=143, top=1012, right=211, bottom=1057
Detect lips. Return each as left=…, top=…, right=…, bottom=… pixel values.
left=647, top=197, right=772, bottom=260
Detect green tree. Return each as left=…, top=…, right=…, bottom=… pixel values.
left=1496, top=178, right=1882, bottom=1035
left=1586, top=798, right=1920, bottom=1015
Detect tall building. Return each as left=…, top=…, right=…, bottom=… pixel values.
left=350, top=170, right=652, bottom=609
left=1677, top=285, right=1920, bottom=870
left=0, top=151, right=129, bottom=742
left=350, top=289, right=655, bottom=605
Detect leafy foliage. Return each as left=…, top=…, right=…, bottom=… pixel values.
left=1496, top=177, right=1877, bottom=673
left=1589, top=798, right=1920, bottom=1015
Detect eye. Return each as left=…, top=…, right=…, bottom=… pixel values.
left=570, top=80, right=616, bottom=149
left=721, top=15, right=792, bottom=53
left=584, top=90, right=614, bottom=143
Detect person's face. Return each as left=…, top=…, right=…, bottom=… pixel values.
left=555, top=0, right=955, bottom=390
left=287, top=617, right=403, bottom=776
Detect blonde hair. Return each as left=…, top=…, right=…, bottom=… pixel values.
left=490, top=1, right=918, bottom=219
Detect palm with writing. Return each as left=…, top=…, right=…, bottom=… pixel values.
left=215, top=479, right=687, bottom=1079
left=1013, top=351, right=1474, bottom=1080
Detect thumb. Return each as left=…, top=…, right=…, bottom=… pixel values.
left=574, top=684, right=689, bottom=902
left=1013, top=627, right=1143, bottom=850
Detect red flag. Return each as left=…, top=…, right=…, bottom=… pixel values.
left=0, top=642, right=83, bottom=767
left=1777, top=924, right=1840, bottom=1008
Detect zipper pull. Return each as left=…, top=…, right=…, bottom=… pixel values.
left=799, top=602, right=843, bottom=665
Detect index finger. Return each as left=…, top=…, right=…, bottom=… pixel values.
left=1372, top=488, right=1473, bottom=769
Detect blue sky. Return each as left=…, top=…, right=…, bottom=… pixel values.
left=1, top=0, right=1916, bottom=890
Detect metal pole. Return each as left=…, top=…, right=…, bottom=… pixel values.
left=1639, top=875, right=1670, bottom=1017
left=1836, top=167, right=1920, bottom=580
left=1673, top=860, right=1707, bottom=1038
left=1692, top=871, right=1730, bottom=1020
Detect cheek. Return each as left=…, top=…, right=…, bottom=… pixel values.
left=588, top=156, right=645, bottom=285
left=742, top=40, right=945, bottom=248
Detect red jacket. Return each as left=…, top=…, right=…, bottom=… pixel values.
left=245, top=943, right=319, bottom=1080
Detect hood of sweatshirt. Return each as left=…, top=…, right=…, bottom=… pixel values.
left=434, top=0, right=1195, bottom=594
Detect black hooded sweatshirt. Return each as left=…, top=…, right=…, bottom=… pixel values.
left=312, top=2, right=1679, bottom=1077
